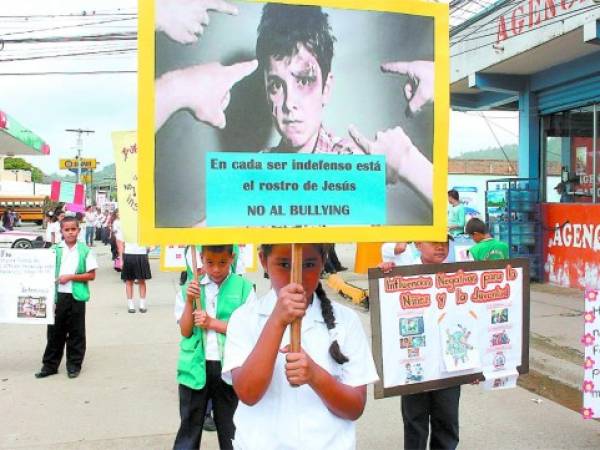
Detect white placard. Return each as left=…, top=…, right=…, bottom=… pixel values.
left=372, top=260, right=526, bottom=396
left=0, top=249, right=55, bottom=324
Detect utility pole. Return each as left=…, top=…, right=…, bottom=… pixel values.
left=65, top=128, right=94, bottom=184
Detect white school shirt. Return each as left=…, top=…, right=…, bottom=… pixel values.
left=45, top=221, right=61, bottom=243
left=381, top=242, right=419, bottom=266
left=57, top=241, right=98, bottom=294
left=222, top=289, right=379, bottom=450
left=124, top=242, right=147, bottom=255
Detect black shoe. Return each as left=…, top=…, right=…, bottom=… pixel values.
left=203, top=414, right=217, bottom=432
left=35, top=369, right=57, bottom=379
left=128, top=308, right=136, bottom=313
left=67, top=370, right=80, bottom=379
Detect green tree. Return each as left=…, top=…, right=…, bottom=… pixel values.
left=3, top=157, right=45, bottom=182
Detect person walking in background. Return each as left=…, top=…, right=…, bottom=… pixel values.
left=2, top=207, right=15, bottom=230
left=465, top=218, right=509, bottom=261
left=121, top=242, right=152, bottom=313
left=84, top=206, right=97, bottom=247
left=102, top=210, right=112, bottom=245
left=447, top=189, right=466, bottom=237
left=109, top=211, right=121, bottom=260
left=44, top=210, right=65, bottom=248
left=94, top=208, right=103, bottom=242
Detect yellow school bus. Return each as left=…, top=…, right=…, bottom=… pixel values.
left=0, top=196, right=46, bottom=225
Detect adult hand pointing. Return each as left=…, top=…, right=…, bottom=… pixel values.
left=156, top=59, right=258, bottom=130
left=348, top=125, right=432, bottom=202
left=381, top=60, right=434, bottom=116
left=156, top=0, right=239, bottom=44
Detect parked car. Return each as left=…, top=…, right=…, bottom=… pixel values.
left=0, top=226, right=45, bottom=249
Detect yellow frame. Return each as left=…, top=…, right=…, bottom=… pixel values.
left=139, top=0, right=449, bottom=245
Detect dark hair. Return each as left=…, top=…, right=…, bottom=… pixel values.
left=260, top=243, right=348, bottom=364
left=256, top=4, right=335, bottom=88
left=448, top=189, right=459, bottom=201
left=179, top=270, right=188, bottom=286
left=465, top=217, right=488, bottom=235
left=201, top=245, right=234, bottom=255
left=60, top=216, right=79, bottom=229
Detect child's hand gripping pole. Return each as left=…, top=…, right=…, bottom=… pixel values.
left=290, top=244, right=303, bottom=352
left=188, top=246, right=202, bottom=311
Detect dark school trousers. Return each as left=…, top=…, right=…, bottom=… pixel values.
left=174, top=361, right=238, bottom=450
left=42, top=293, right=86, bottom=373
left=401, top=386, right=461, bottom=450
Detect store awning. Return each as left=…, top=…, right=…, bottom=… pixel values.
left=0, top=110, right=50, bottom=156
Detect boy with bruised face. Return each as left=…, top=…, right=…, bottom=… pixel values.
left=257, top=3, right=359, bottom=155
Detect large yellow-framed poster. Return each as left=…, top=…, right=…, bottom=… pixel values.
left=139, top=0, right=449, bottom=245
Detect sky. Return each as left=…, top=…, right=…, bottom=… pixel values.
left=0, top=0, right=518, bottom=177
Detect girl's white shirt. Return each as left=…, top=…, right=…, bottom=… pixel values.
left=222, top=289, right=379, bottom=450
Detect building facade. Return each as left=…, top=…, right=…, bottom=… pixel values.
left=451, top=0, right=600, bottom=289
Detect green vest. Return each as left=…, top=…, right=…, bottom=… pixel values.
left=53, top=242, right=91, bottom=302
left=177, top=273, right=253, bottom=390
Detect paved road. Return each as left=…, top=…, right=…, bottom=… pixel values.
left=1, top=244, right=600, bottom=449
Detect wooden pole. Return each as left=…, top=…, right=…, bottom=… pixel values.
left=290, top=243, right=303, bottom=352
left=189, top=245, right=201, bottom=311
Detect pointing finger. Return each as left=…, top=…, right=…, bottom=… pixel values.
left=381, top=61, right=413, bottom=76
left=222, top=59, right=258, bottom=88
left=204, top=0, right=239, bottom=15
left=348, top=125, right=373, bottom=155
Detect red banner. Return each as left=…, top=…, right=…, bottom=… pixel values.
left=543, top=203, right=600, bottom=290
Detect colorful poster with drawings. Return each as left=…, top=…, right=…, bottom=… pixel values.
left=440, top=314, right=480, bottom=372
left=369, top=259, right=528, bottom=398
left=582, top=289, right=600, bottom=419
left=0, top=249, right=56, bottom=325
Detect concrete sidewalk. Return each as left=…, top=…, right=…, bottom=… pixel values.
left=1, top=244, right=600, bottom=449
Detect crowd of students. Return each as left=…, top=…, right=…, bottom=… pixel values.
left=32, top=210, right=509, bottom=450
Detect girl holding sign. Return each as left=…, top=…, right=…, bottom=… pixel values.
left=223, top=244, right=378, bottom=450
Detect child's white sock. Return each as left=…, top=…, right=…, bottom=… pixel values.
left=127, top=299, right=135, bottom=311
left=139, top=298, right=147, bottom=311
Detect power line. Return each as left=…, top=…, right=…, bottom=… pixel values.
left=0, top=13, right=136, bottom=19
left=0, top=47, right=136, bottom=62
left=1, top=32, right=137, bottom=44
left=0, top=17, right=136, bottom=38
left=0, top=70, right=136, bottom=75
left=479, top=112, right=518, bottom=173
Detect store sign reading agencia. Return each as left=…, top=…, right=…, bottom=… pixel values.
left=496, top=0, right=592, bottom=43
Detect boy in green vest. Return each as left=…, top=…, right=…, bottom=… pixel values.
left=465, top=218, right=509, bottom=261
left=35, top=216, right=98, bottom=379
left=174, top=245, right=255, bottom=450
